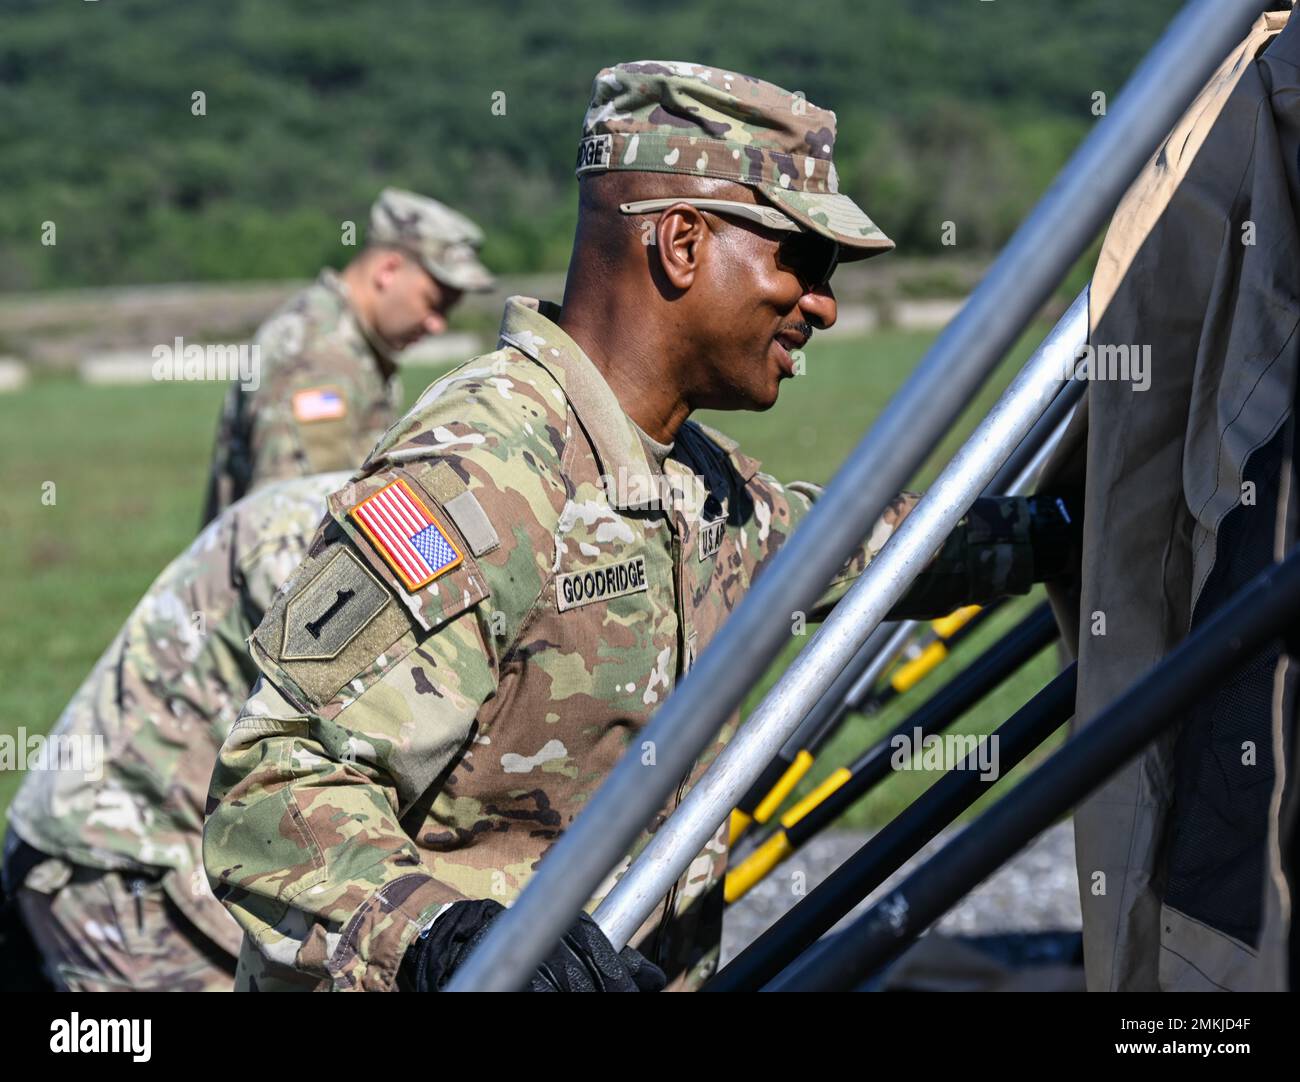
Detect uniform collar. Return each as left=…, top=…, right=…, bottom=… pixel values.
left=498, top=296, right=660, bottom=509
left=319, top=268, right=397, bottom=377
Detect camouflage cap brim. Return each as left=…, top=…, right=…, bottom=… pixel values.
left=420, top=247, right=496, bottom=293
left=763, top=187, right=894, bottom=260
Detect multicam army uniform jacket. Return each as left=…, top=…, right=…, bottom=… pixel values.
left=203, top=297, right=1042, bottom=991
left=9, top=474, right=348, bottom=958
left=201, top=270, right=402, bottom=526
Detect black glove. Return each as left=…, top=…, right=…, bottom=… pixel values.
left=1025, top=490, right=1084, bottom=583
left=398, top=898, right=666, bottom=992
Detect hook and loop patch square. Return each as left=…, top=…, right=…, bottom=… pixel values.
left=348, top=478, right=463, bottom=592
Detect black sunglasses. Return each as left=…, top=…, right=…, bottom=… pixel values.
left=619, top=198, right=840, bottom=291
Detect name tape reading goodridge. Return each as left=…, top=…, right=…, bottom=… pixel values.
left=575, top=133, right=613, bottom=173
left=557, top=555, right=648, bottom=612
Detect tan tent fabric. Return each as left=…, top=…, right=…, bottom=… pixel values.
left=1043, top=8, right=1300, bottom=991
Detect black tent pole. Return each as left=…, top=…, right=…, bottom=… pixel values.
left=764, top=545, right=1300, bottom=992
left=708, top=660, right=1076, bottom=991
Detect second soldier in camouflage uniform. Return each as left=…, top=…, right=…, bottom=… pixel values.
left=204, top=62, right=1079, bottom=992
left=200, top=189, right=495, bottom=526
left=3, top=473, right=349, bottom=991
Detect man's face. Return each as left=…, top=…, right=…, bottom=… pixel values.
left=370, top=254, right=463, bottom=351
left=685, top=208, right=839, bottom=412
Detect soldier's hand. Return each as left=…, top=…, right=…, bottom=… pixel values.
left=398, top=898, right=666, bottom=992
left=531, top=911, right=666, bottom=993
left=1026, top=490, right=1085, bottom=583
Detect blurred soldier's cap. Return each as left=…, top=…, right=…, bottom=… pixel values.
left=368, top=188, right=496, bottom=291
left=576, top=60, right=893, bottom=260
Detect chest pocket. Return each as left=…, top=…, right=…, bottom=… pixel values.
left=545, top=482, right=677, bottom=717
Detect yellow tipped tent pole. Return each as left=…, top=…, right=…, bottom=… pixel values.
left=726, top=809, right=752, bottom=847
left=726, top=622, right=916, bottom=846
left=863, top=603, right=990, bottom=710
left=725, top=602, right=1058, bottom=903
left=752, top=749, right=815, bottom=823
left=731, top=600, right=1002, bottom=850
left=728, top=344, right=1078, bottom=855
left=930, top=604, right=983, bottom=640
left=724, top=767, right=852, bottom=902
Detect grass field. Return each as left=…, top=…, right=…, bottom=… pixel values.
left=0, top=323, right=1066, bottom=830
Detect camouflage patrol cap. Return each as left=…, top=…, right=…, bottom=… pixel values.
left=577, top=60, right=893, bottom=260
left=368, top=188, right=496, bottom=291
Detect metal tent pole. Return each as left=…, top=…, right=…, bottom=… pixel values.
left=727, top=621, right=912, bottom=845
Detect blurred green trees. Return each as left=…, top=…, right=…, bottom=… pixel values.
left=0, top=0, right=1181, bottom=289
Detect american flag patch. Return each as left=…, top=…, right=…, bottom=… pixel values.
left=348, top=479, right=463, bottom=591
left=292, top=386, right=347, bottom=422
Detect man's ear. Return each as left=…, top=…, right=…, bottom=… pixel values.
left=654, top=205, right=707, bottom=291
left=371, top=250, right=407, bottom=292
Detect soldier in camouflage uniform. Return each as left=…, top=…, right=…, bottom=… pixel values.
left=2, top=473, right=350, bottom=991
left=203, top=62, right=1080, bottom=992
left=200, top=189, right=495, bottom=526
